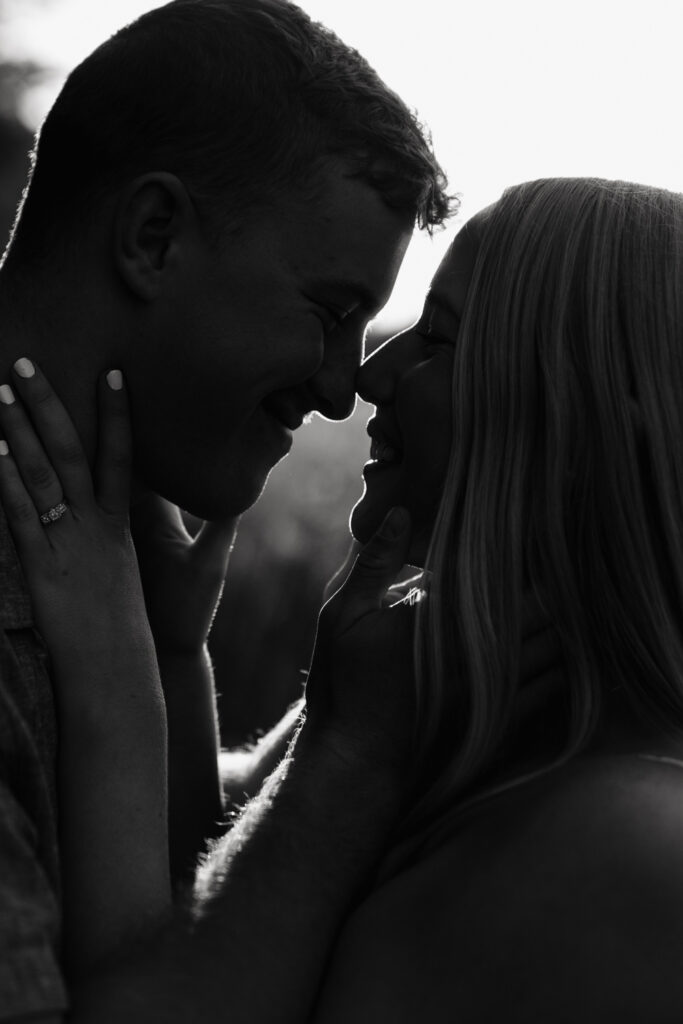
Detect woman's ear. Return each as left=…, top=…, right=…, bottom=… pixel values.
left=114, top=172, right=196, bottom=301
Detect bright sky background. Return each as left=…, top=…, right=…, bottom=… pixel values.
left=3, top=0, right=682, bottom=333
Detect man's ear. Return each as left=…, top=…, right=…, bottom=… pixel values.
left=114, top=172, right=197, bottom=301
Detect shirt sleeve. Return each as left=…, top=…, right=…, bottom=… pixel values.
left=0, top=778, right=68, bottom=1021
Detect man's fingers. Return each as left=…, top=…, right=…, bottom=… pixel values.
left=323, top=539, right=361, bottom=603
left=340, top=506, right=411, bottom=607
left=192, top=518, right=239, bottom=575
left=130, top=493, right=188, bottom=547
left=384, top=571, right=427, bottom=609
left=95, top=370, right=132, bottom=515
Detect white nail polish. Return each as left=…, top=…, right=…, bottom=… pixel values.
left=13, top=358, right=35, bottom=378
left=106, top=369, right=123, bottom=391
left=0, top=385, right=15, bottom=405
left=0, top=440, right=8, bottom=456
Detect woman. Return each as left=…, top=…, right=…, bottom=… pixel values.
left=359, top=177, right=683, bottom=844
left=312, top=177, right=683, bottom=1021
left=3, top=176, right=683, bottom=1019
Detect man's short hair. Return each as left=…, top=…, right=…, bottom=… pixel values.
left=9, top=0, right=453, bottom=263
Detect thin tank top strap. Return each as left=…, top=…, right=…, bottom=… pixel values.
left=376, top=753, right=683, bottom=885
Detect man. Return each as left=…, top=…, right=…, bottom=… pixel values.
left=0, top=0, right=451, bottom=1019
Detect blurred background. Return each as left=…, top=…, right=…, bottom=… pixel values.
left=1, top=0, right=681, bottom=744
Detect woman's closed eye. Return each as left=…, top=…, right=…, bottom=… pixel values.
left=416, top=305, right=460, bottom=354
left=416, top=324, right=456, bottom=354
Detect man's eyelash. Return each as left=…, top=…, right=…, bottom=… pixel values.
left=311, top=301, right=350, bottom=330
left=328, top=304, right=352, bottom=326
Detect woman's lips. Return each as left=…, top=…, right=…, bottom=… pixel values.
left=369, top=437, right=400, bottom=464
left=366, top=415, right=403, bottom=465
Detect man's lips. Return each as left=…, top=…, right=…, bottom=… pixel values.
left=262, top=396, right=309, bottom=432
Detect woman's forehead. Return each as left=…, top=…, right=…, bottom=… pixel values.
left=429, top=204, right=497, bottom=310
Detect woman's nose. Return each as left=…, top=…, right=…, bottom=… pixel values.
left=356, top=329, right=410, bottom=406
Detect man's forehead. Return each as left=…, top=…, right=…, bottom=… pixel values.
left=280, top=184, right=413, bottom=310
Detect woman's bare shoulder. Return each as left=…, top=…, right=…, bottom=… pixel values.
left=422, top=751, right=683, bottom=932
left=491, top=750, right=683, bottom=862
left=312, top=753, right=683, bottom=1024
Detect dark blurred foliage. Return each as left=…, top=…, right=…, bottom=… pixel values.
left=0, top=111, right=31, bottom=246
left=0, top=0, right=405, bottom=745
left=0, top=0, right=54, bottom=249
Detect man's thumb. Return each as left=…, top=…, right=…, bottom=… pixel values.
left=345, top=506, right=411, bottom=599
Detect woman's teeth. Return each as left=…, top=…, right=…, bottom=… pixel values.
left=370, top=438, right=399, bottom=464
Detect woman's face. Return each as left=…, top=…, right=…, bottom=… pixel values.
left=351, top=211, right=489, bottom=565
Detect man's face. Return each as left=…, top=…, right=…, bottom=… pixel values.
left=130, top=168, right=413, bottom=519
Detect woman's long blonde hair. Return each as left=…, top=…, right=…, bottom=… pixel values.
left=404, top=178, right=683, bottom=842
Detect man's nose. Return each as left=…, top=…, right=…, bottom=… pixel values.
left=356, top=329, right=407, bottom=407
left=308, top=331, right=363, bottom=421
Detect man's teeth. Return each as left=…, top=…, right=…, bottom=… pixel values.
left=370, top=438, right=399, bottom=463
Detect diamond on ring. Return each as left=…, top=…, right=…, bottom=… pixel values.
left=39, top=501, right=69, bottom=526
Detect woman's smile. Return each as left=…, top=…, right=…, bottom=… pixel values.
left=366, top=417, right=403, bottom=466
left=351, top=215, right=486, bottom=564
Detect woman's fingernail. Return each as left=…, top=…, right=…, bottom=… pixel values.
left=0, top=440, right=8, bottom=456
left=0, top=385, right=15, bottom=405
left=13, top=358, right=35, bottom=378
left=106, top=369, right=123, bottom=391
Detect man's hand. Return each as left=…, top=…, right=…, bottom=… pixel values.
left=304, top=506, right=416, bottom=781
left=130, top=497, right=238, bottom=882
left=130, top=494, right=238, bottom=656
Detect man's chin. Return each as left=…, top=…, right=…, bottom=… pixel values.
left=135, top=465, right=273, bottom=522
left=186, top=478, right=270, bottom=521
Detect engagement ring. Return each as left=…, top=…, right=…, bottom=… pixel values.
left=39, top=501, right=69, bottom=526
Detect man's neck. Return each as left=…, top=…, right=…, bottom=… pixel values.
left=0, top=262, right=110, bottom=466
